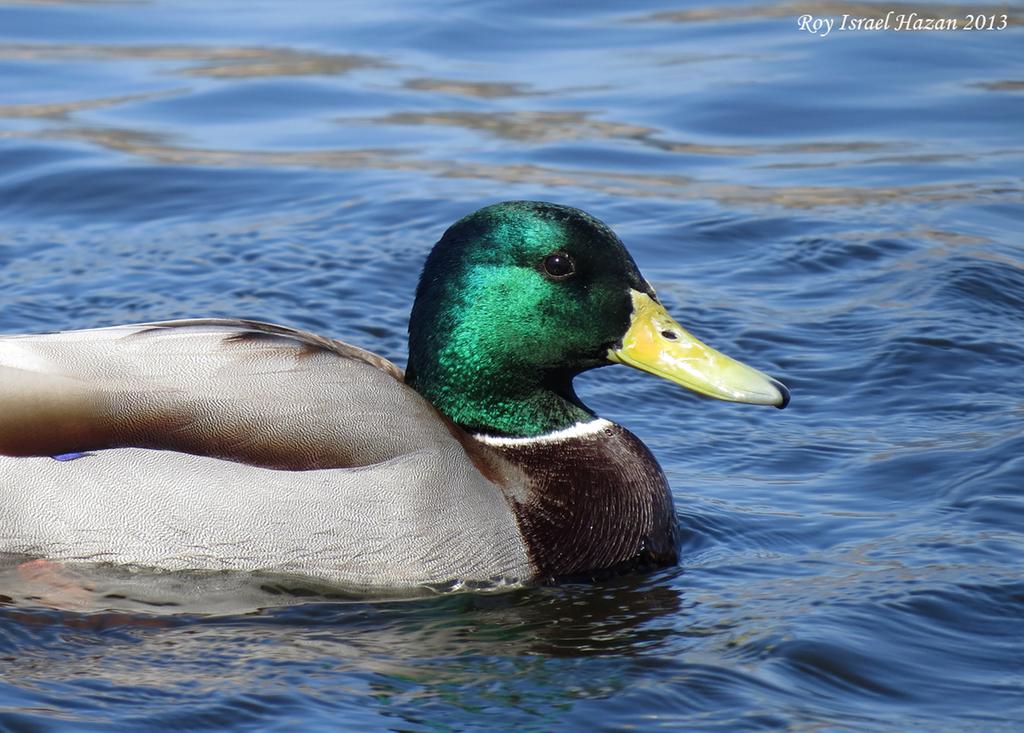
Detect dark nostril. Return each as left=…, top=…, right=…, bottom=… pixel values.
left=660, top=330, right=678, bottom=340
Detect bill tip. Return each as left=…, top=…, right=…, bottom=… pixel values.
left=772, top=379, right=791, bottom=410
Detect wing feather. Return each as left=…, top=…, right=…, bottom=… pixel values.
left=0, top=320, right=449, bottom=469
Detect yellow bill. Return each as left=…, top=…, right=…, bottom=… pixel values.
left=608, top=290, right=790, bottom=408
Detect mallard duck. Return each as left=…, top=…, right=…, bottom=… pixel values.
left=0, top=201, right=788, bottom=594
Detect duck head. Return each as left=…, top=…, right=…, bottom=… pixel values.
left=406, top=201, right=788, bottom=438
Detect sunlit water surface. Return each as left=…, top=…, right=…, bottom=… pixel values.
left=1, top=0, right=1022, bottom=730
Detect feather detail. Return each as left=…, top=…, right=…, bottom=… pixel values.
left=0, top=320, right=437, bottom=470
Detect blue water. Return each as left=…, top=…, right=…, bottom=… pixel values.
left=1, top=0, right=1023, bottom=729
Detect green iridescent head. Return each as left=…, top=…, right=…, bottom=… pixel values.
left=405, top=201, right=788, bottom=438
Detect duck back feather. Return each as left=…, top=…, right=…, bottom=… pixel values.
left=1, top=319, right=447, bottom=469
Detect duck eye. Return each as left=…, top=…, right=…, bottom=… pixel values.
left=541, top=252, right=575, bottom=280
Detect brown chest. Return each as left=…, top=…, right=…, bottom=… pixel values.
left=480, top=423, right=678, bottom=580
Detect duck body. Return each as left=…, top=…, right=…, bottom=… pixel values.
left=0, top=202, right=786, bottom=594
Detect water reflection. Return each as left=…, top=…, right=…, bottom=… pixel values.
left=3, top=122, right=1012, bottom=210
left=0, top=43, right=384, bottom=78
left=0, top=574, right=696, bottom=730
left=0, top=90, right=181, bottom=119
left=1, top=27, right=1019, bottom=215
left=362, top=110, right=652, bottom=143
left=401, top=77, right=535, bottom=98
left=0, top=572, right=686, bottom=688
left=360, top=109, right=895, bottom=156
left=973, top=80, right=1024, bottom=92
left=0, top=560, right=684, bottom=649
